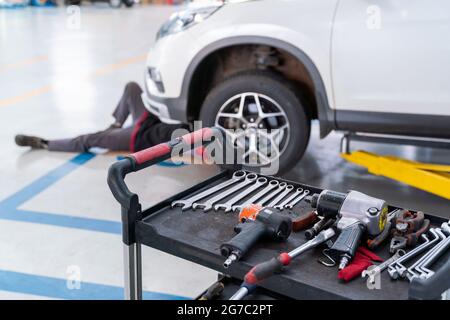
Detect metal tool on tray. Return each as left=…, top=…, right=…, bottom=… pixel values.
left=284, top=190, right=310, bottom=209
left=193, top=173, right=258, bottom=212
left=221, top=206, right=293, bottom=269
left=309, top=190, right=388, bottom=270
left=214, top=177, right=268, bottom=212
left=274, top=188, right=303, bottom=210
left=388, top=231, right=437, bottom=279
left=362, top=249, right=406, bottom=283
left=304, top=216, right=335, bottom=239
left=390, top=210, right=430, bottom=253
left=232, top=180, right=279, bottom=212
left=406, top=229, right=446, bottom=281
left=230, top=228, right=336, bottom=300
left=407, top=222, right=450, bottom=281
left=171, top=170, right=246, bottom=210
left=255, top=182, right=287, bottom=206
left=266, top=184, right=294, bottom=207
left=385, top=220, right=450, bottom=281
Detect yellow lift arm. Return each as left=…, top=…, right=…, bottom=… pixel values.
left=341, top=151, right=450, bottom=200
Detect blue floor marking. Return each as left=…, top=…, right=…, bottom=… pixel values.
left=0, top=270, right=189, bottom=300
left=0, top=152, right=192, bottom=299
left=0, top=153, right=120, bottom=234
left=0, top=153, right=95, bottom=210
left=2, top=209, right=121, bottom=234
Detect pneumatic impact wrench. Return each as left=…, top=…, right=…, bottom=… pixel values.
left=308, top=190, right=388, bottom=270
left=221, top=205, right=292, bottom=268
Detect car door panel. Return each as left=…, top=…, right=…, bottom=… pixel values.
left=332, top=0, right=450, bottom=116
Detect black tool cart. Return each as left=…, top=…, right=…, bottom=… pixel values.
left=107, top=128, right=450, bottom=300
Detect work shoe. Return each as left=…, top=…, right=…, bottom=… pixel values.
left=15, top=134, right=48, bottom=149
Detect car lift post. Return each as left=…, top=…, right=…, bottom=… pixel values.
left=341, top=132, right=450, bottom=200
left=340, top=132, right=450, bottom=154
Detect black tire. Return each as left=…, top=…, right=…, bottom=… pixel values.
left=200, top=70, right=310, bottom=174
left=123, top=0, right=134, bottom=7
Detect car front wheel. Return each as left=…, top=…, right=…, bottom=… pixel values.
left=200, top=71, right=310, bottom=174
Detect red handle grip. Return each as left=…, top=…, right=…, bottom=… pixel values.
left=130, top=143, right=171, bottom=165
left=244, top=253, right=291, bottom=286
left=181, top=127, right=214, bottom=145
left=129, top=127, right=216, bottom=165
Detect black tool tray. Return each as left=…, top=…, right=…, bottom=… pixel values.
left=136, top=170, right=449, bottom=300
left=107, top=129, right=449, bottom=300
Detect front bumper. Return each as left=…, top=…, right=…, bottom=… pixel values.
left=143, top=67, right=190, bottom=124
left=143, top=15, right=206, bottom=124
left=141, top=91, right=186, bottom=124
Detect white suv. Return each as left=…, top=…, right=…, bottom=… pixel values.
left=143, top=0, right=450, bottom=173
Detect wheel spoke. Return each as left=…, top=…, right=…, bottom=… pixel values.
left=270, top=124, right=288, bottom=138
left=217, top=112, right=243, bottom=119
left=260, top=112, right=284, bottom=119
left=253, top=94, right=264, bottom=117
left=238, top=94, right=246, bottom=117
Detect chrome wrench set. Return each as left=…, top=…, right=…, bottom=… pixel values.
left=171, top=171, right=310, bottom=213
left=387, top=220, right=450, bottom=281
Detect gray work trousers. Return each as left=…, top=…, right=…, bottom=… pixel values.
left=48, top=82, right=147, bottom=152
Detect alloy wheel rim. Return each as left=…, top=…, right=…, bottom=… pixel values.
left=214, top=92, right=290, bottom=166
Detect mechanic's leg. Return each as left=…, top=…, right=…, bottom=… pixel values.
left=47, top=127, right=133, bottom=152
left=112, top=82, right=147, bottom=126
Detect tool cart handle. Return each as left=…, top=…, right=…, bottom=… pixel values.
left=107, top=127, right=220, bottom=245
left=409, top=256, right=450, bottom=300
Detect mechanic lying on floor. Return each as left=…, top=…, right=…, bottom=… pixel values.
left=15, top=82, right=189, bottom=152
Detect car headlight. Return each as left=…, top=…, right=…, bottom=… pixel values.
left=156, top=2, right=223, bottom=40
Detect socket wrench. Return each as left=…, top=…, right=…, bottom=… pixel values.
left=388, top=233, right=432, bottom=279
left=267, top=185, right=294, bottom=207
left=417, top=223, right=450, bottom=279
left=274, top=188, right=303, bottom=210
left=214, top=177, right=268, bottom=212
left=419, top=236, right=450, bottom=279
left=193, top=173, right=258, bottom=212
left=232, top=180, right=279, bottom=212
left=407, top=229, right=446, bottom=281
left=255, top=182, right=288, bottom=206
left=285, top=189, right=310, bottom=209
left=172, top=170, right=246, bottom=210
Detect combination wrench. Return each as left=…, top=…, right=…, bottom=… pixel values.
left=274, top=188, right=303, bottom=210
left=172, top=170, right=246, bottom=210
left=285, top=189, right=310, bottom=209
left=232, top=180, right=279, bottom=212
left=267, top=185, right=294, bottom=207
left=193, top=173, right=258, bottom=212
left=362, top=249, right=406, bottom=284
left=255, top=182, right=288, bottom=206
left=214, top=177, right=268, bottom=212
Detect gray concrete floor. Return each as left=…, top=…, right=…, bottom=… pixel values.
left=0, top=4, right=449, bottom=300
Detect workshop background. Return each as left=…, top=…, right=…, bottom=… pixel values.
left=0, top=2, right=449, bottom=300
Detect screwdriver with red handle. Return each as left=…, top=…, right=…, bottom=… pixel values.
left=229, top=228, right=336, bottom=300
